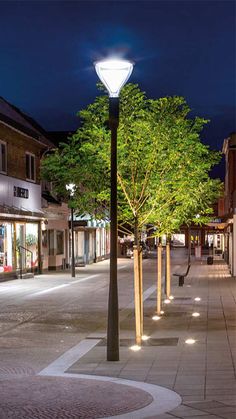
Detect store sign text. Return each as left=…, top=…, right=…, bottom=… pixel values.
left=14, top=186, right=29, bottom=199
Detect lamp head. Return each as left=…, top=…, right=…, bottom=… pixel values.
left=94, top=58, right=133, bottom=97
left=66, top=183, right=76, bottom=196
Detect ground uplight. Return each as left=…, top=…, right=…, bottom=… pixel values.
left=141, top=335, right=150, bottom=341
left=130, top=345, right=141, bottom=351
left=152, top=315, right=161, bottom=321
left=185, top=338, right=196, bottom=344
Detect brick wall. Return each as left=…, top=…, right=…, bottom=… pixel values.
left=0, top=122, right=45, bottom=184
left=223, top=133, right=236, bottom=215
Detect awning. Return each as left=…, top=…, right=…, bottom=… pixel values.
left=0, top=205, right=46, bottom=221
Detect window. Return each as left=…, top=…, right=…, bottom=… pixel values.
left=0, top=223, right=13, bottom=273
left=48, top=230, right=55, bottom=256
left=0, top=141, right=7, bottom=173
left=56, top=231, right=64, bottom=255
left=26, top=152, right=36, bottom=181
left=42, top=230, right=48, bottom=248
left=48, top=230, right=64, bottom=255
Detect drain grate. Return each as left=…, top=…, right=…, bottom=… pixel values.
left=0, top=365, right=35, bottom=377
left=98, top=338, right=179, bottom=347
left=173, top=297, right=192, bottom=300
left=147, top=296, right=192, bottom=302
left=164, top=311, right=187, bottom=317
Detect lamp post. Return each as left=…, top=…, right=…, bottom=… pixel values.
left=95, top=59, right=133, bottom=361
left=66, top=183, right=76, bottom=278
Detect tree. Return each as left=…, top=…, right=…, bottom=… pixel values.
left=41, top=84, right=222, bottom=344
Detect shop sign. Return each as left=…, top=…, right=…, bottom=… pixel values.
left=211, top=218, right=222, bottom=223
left=14, top=186, right=29, bottom=199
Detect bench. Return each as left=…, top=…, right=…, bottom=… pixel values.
left=173, top=264, right=191, bottom=286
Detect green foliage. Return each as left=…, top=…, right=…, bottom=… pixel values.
left=41, top=83, right=222, bottom=239
left=26, top=234, right=38, bottom=247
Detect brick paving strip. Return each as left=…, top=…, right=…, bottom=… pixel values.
left=37, top=339, right=181, bottom=418
left=0, top=376, right=153, bottom=419
left=0, top=336, right=181, bottom=418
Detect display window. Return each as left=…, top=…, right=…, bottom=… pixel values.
left=0, top=221, right=39, bottom=274
left=0, top=223, right=14, bottom=273
left=16, top=223, right=38, bottom=270
left=25, top=223, right=38, bottom=268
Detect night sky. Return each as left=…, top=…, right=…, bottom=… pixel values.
left=0, top=0, right=235, bottom=178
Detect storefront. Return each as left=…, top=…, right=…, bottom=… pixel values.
left=73, top=216, right=110, bottom=266
left=41, top=202, right=70, bottom=271
left=223, top=216, right=236, bottom=276
left=0, top=211, right=43, bottom=279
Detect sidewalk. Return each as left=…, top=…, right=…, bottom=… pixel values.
left=0, top=250, right=235, bottom=418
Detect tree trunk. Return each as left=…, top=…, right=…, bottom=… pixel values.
left=166, top=237, right=171, bottom=298
left=133, top=245, right=141, bottom=345
left=133, top=216, right=143, bottom=344
left=157, top=240, right=162, bottom=314
left=134, top=217, right=139, bottom=246
left=188, top=227, right=191, bottom=265
left=138, top=247, right=143, bottom=336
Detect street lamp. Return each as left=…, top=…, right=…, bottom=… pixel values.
left=95, top=58, right=133, bottom=361
left=66, top=183, right=76, bottom=278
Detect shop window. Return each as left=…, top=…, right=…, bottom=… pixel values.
left=26, top=152, right=36, bottom=181
left=42, top=230, right=48, bottom=248
left=25, top=223, right=38, bottom=268
left=0, top=141, right=7, bottom=173
left=172, top=234, right=185, bottom=247
left=48, top=230, right=55, bottom=256
left=49, top=230, right=64, bottom=256
left=0, top=223, right=13, bottom=273
left=56, top=231, right=64, bottom=255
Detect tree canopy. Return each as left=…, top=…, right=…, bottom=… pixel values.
left=41, top=83, right=222, bottom=241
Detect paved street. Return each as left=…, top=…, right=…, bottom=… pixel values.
left=0, top=248, right=235, bottom=418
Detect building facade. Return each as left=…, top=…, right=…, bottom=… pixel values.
left=0, top=99, right=110, bottom=280
left=221, top=132, right=236, bottom=276
left=41, top=184, right=70, bottom=271
left=73, top=215, right=110, bottom=266
left=0, top=96, right=54, bottom=279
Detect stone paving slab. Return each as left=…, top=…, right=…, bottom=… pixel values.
left=67, top=256, right=236, bottom=417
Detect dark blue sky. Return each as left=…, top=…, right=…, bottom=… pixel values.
left=0, top=0, right=235, bottom=176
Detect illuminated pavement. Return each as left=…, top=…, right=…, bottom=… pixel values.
left=0, top=250, right=235, bottom=418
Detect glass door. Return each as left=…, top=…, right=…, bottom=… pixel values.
left=16, top=223, right=26, bottom=271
